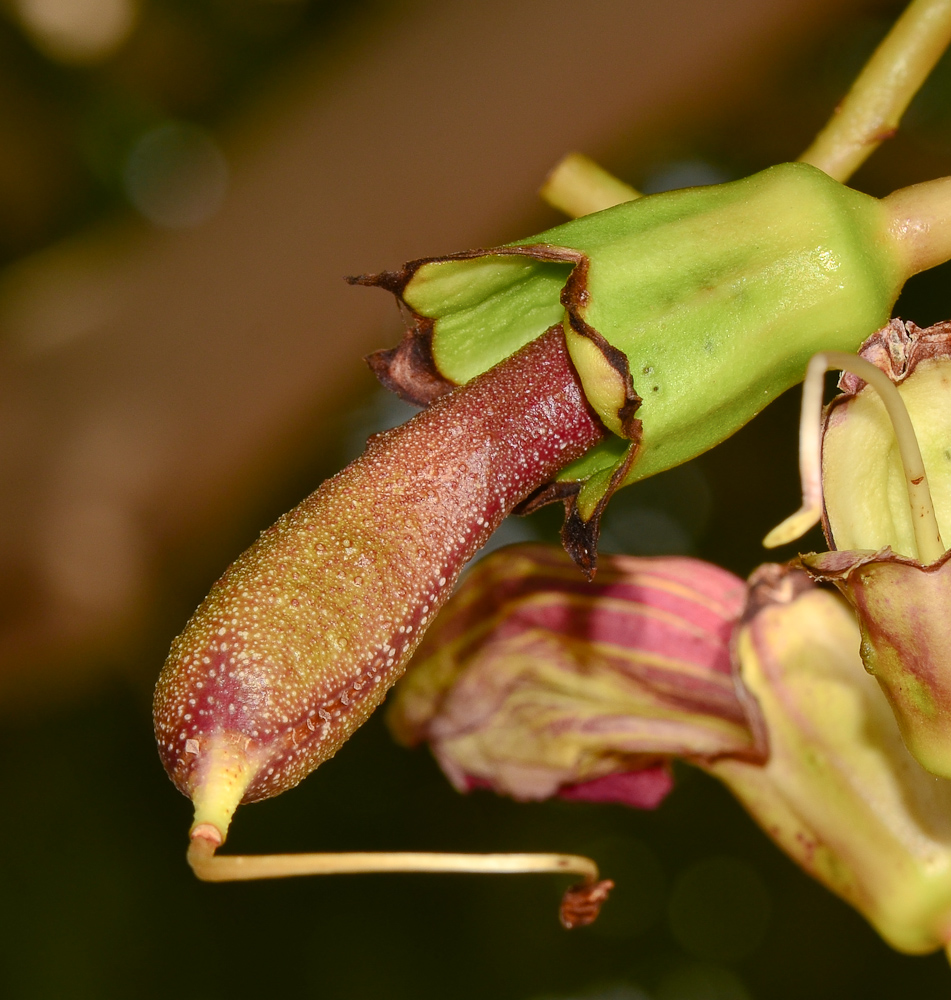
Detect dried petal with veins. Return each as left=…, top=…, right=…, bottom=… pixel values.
left=388, top=543, right=765, bottom=804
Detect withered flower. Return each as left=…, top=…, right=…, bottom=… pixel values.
left=388, top=543, right=766, bottom=805
left=394, top=544, right=951, bottom=957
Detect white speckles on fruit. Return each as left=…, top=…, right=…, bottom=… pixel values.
left=153, top=328, right=604, bottom=812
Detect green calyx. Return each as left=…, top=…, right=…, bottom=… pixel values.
left=358, top=162, right=907, bottom=558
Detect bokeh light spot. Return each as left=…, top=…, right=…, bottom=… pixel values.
left=123, top=122, right=229, bottom=229
left=655, top=962, right=752, bottom=1000
left=667, top=856, right=771, bottom=963
left=14, top=0, right=138, bottom=64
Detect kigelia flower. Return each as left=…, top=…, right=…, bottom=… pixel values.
left=154, top=159, right=951, bottom=911
left=150, top=2, right=951, bottom=922
left=391, top=545, right=951, bottom=958
left=768, top=319, right=951, bottom=780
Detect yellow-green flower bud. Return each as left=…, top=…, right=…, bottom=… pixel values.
left=800, top=318, right=951, bottom=778
left=820, top=319, right=951, bottom=558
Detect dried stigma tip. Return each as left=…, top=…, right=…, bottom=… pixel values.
left=764, top=349, right=945, bottom=564
left=186, top=834, right=608, bottom=927
left=560, top=879, right=615, bottom=929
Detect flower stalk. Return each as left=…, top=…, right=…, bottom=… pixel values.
left=539, top=152, right=641, bottom=218
left=798, top=0, right=951, bottom=181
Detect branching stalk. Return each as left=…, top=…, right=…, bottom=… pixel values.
left=799, top=0, right=951, bottom=182
left=764, top=351, right=945, bottom=565
left=540, top=152, right=641, bottom=218
left=883, top=175, right=951, bottom=275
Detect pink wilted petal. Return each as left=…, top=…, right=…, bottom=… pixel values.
left=557, top=765, right=674, bottom=809
left=388, top=544, right=764, bottom=804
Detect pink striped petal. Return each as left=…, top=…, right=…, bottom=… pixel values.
left=388, top=544, right=764, bottom=803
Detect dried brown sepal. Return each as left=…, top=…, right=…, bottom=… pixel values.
left=560, top=260, right=642, bottom=440
left=559, top=439, right=639, bottom=579
left=835, top=317, right=951, bottom=396
left=741, top=561, right=816, bottom=620
left=350, top=243, right=610, bottom=407
left=559, top=879, right=615, bottom=929
left=513, top=434, right=640, bottom=580
left=364, top=313, right=452, bottom=407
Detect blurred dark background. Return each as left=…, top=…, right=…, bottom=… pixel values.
left=2, top=0, right=951, bottom=997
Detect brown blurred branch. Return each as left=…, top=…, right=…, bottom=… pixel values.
left=0, top=0, right=867, bottom=703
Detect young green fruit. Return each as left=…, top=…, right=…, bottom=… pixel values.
left=153, top=329, right=605, bottom=840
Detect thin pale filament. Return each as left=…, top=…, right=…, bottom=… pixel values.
left=540, top=152, right=641, bottom=218
left=187, top=830, right=599, bottom=884
left=798, top=0, right=951, bottom=182
left=764, top=351, right=945, bottom=564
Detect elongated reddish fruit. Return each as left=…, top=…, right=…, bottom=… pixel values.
left=153, top=327, right=605, bottom=841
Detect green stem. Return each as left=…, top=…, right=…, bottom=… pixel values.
left=883, top=174, right=951, bottom=275
left=799, top=0, right=951, bottom=182
left=765, top=351, right=945, bottom=564
left=539, top=152, right=640, bottom=218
